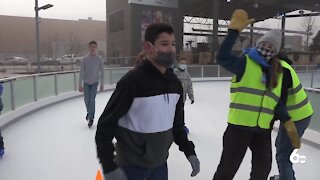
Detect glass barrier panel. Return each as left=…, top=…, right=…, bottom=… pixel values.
left=1, top=81, right=13, bottom=114
left=14, top=78, right=34, bottom=108
left=104, top=69, right=111, bottom=85
left=36, top=75, right=55, bottom=100
left=203, top=66, right=219, bottom=77
left=57, top=73, right=75, bottom=94
left=111, top=69, right=131, bottom=84
left=298, top=73, right=312, bottom=88
left=219, top=67, right=233, bottom=77
left=307, top=91, right=320, bottom=133
left=75, top=72, right=79, bottom=88
left=311, top=71, right=320, bottom=88
left=188, top=66, right=202, bottom=77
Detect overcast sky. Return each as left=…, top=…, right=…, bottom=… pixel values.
left=0, top=0, right=319, bottom=37
left=0, top=0, right=106, bottom=21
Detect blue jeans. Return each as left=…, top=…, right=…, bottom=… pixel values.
left=83, top=82, right=98, bottom=120
left=275, top=116, right=311, bottom=180
left=122, top=163, right=168, bottom=180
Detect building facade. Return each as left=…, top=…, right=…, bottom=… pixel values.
left=0, top=15, right=106, bottom=61
left=106, top=0, right=183, bottom=58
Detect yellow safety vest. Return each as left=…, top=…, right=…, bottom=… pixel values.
left=280, top=60, right=314, bottom=121
left=228, top=55, right=283, bottom=129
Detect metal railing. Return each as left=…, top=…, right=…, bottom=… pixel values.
left=0, top=67, right=133, bottom=115
left=1, top=65, right=319, bottom=132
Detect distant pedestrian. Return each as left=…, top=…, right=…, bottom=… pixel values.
left=174, top=56, right=194, bottom=134
left=78, top=41, right=105, bottom=128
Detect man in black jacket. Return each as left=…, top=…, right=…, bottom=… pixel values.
left=95, top=23, right=200, bottom=180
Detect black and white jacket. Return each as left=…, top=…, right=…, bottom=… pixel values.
left=95, top=60, right=196, bottom=173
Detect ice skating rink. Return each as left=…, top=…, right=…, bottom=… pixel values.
left=0, top=81, right=319, bottom=180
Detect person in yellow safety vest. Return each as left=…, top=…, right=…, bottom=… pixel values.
left=212, top=9, right=300, bottom=180
left=270, top=52, right=314, bottom=180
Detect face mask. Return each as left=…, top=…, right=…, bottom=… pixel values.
left=149, top=43, right=176, bottom=68
left=179, top=64, right=187, bottom=70
left=257, top=44, right=276, bottom=61
left=154, top=52, right=176, bottom=68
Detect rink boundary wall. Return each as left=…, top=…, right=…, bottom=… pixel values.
left=0, top=77, right=232, bottom=129
left=0, top=84, right=116, bottom=129
left=1, top=76, right=320, bottom=149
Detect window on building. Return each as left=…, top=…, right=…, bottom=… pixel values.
left=110, top=10, right=124, bottom=33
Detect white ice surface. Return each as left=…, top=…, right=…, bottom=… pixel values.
left=0, top=81, right=319, bottom=180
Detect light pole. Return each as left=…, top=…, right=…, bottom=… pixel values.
left=35, top=0, right=53, bottom=73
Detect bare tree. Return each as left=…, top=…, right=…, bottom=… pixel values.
left=41, top=34, right=54, bottom=59
left=302, top=16, right=316, bottom=51
left=45, top=31, right=63, bottom=60
left=310, top=30, right=320, bottom=52
left=66, top=33, right=83, bottom=55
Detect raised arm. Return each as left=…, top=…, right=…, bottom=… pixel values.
left=217, top=9, right=254, bottom=79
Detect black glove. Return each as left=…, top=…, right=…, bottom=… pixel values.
left=104, top=168, right=127, bottom=180
left=187, top=155, right=200, bottom=177
left=191, top=100, right=194, bottom=104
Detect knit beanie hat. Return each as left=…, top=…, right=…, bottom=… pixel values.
left=257, top=29, right=282, bottom=54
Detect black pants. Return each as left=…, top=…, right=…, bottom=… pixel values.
left=0, top=130, right=3, bottom=148
left=213, top=125, right=272, bottom=180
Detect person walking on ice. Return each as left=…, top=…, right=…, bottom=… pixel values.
left=78, top=41, right=104, bottom=128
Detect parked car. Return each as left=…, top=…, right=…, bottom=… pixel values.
left=41, top=57, right=52, bottom=61
left=1, top=56, right=28, bottom=64
left=56, top=54, right=82, bottom=65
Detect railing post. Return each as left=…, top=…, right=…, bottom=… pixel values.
left=74, top=72, right=77, bottom=91
left=54, top=74, right=58, bottom=95
left=110, top=69, right=113, bottom=84
left=311, top=70, right=315, bottom=88
left=10, top=79, right=15, bottom=110
left=201, top=66, right=204, bottom=77
left=218, top=65, right=221, bottom=77
left=33, top=75, right=38, bottom=102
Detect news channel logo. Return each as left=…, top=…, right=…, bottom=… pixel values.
left=290, top=149, right=307, bottom=164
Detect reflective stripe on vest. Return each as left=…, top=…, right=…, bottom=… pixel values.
left=280, top=60, right=314, bottom=121
left=228, top=56, right=283, bottom=129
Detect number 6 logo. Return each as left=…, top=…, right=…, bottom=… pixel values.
left=290, top=149, right=307, bottom=164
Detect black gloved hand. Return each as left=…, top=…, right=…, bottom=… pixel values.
left=104, top=168, right=127, bottom=180
left=191, top=100, right=194, bottom=104
left=187, top=155, right=200, bottom=177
